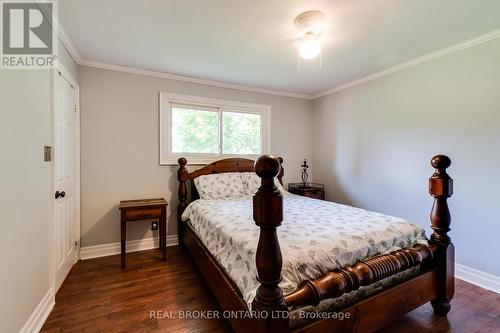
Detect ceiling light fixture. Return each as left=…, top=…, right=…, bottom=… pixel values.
left=295, top=11, right=326, bottom=61
left=299, top=32, right=321, bottom=59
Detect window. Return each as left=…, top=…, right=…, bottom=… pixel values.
left=160, top=92, right=271, bottom=165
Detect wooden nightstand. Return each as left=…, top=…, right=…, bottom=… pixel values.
left=119, top=198, right=167, bottom=268
left=288, top=183, right=325, bottom=200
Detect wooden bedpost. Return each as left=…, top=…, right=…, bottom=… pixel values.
left=428, top=155, right=454, bottom=316
left=177, top=157, right=188, bottom=246
left=252, top=155, right=288, bottom=333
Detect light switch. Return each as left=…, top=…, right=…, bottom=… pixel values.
left=44, top=146, right=52, bottom=161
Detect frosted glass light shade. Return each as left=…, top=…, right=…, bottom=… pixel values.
left=299, top=39, right=321, bottom=59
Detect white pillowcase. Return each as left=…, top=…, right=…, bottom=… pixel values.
left=194, top=172, right=245, bottom=200
left=240, top=172, right=284, bottom=196
left=240, top=172, right=261, bottom=196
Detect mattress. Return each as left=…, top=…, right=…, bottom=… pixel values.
left=181, top=192, right=427, bottom=323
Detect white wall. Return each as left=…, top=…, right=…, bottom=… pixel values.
left=0, top=70, right=51, bottom=333
left=0, top=40, right=77, bottom=331
left=312, top=37, right=500, bottom=277
left=79, top=66, right=313, bottom=247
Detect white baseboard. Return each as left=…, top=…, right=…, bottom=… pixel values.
left=80, top=235, right=178, bottom=260
left=456, top=263, right=500, bottom=294
left=20, top=288, right=55, bottom=333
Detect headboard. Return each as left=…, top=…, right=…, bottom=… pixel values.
left=176, top=156, right=284, bottom=224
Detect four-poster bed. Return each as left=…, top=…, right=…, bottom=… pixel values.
left=176, top=154, right=454, bottom=333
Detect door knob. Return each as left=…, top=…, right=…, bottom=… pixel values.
left=55, top=191, right=66, bottom=199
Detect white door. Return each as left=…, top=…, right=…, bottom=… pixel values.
left=54, top=70, right=78, bottom=291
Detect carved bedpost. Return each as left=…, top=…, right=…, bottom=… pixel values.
left=177, top=157, right=188, bottom=246
left=428, top=155, right=454, bottom=316
left=252, top=155, right=289, bottom=333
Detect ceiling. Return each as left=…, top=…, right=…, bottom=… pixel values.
left=59, top=0, right=500, bottom=97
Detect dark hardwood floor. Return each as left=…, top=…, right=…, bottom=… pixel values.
left=41, top=247, right=500, bottom=333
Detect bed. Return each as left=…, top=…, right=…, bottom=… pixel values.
left=176, top=155, right=454, bottom=333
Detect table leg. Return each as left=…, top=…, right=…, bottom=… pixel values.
left=161, top=207, right=167, bottom=261
left=158, top=219, right=163, bottom=253
left=121, top=218, right=126, bottom=268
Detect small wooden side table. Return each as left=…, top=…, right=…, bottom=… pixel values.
left=119, top=198, right=167, bottom=268
left=288, top=183, right=325, bottom=200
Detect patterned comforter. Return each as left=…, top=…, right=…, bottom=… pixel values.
left=181, top=192, right=428, bottom=313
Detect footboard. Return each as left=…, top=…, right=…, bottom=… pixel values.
left=284, top=244, right=433, bottom=307
left=252, top=155, right=454, bottom=333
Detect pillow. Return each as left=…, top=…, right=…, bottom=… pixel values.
left=194, top=172, right=245, bottom=200
left=241, top=172, right=284, bottom=196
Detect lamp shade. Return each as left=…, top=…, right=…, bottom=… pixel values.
left=299, top=38, right=321, bottom=59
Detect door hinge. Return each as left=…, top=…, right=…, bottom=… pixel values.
left=74, top=241, right=78, bottom=249
left=74, top=105, right=77, bottom=113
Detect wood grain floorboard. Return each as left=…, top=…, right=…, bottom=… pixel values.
left=41, top=247, right=500, bottom=333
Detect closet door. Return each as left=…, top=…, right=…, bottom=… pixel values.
left=53, top=70, right=78, bottom=291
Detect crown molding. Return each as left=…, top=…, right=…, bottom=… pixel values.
left=55, top=20, right=82, bottom=63
left=55, top=18, right=313, bottom=99
left=78, top=60, right=314, bottom=99
left=36, top=0, right=82, bottom=63
left=56, top=14, right=500, bottom=102
left=313, top=28, right=500, bottom=99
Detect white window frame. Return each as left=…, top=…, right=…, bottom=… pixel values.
left=159, top=92, right=271, bottom=165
